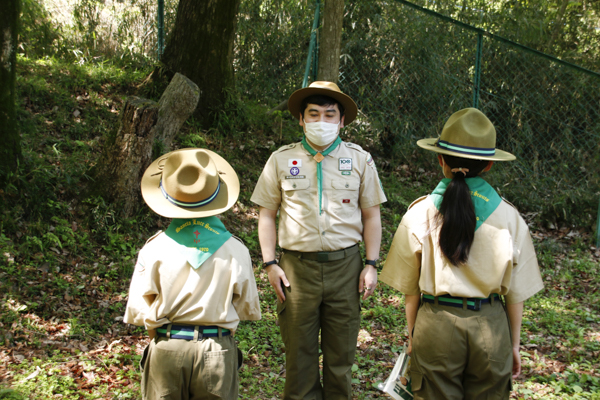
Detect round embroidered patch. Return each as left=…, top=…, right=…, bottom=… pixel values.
left=290, top=167, right=300, bottom=176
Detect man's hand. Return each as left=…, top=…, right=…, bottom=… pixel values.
left=358, top=264, right=377, bottom=300
left=512, top=345, right=521, bottom=379
left=266, top=264, right=290, bottom=303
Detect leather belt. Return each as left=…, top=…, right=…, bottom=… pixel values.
left=284, top=244, right=359, bottom=262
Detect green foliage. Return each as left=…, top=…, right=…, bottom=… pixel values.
left=3, top=2, right=600, bottom=399
left=19, top=0, right=60, bottom=58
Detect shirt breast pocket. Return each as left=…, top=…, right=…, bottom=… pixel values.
left=281, top=179, right=311, bottom=216
left=331, top=179, right=359, bottom=218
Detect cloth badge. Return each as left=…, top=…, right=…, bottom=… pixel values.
left=339, top=158, right=352, bottom=171
left=288, top=159, right=302, bottom=167
left=366, top=154, right=374, bottom=166
left=430, top=177, right=502, bottom=231
left=165, top=217, right=232, bottom=269
left=290, top=167, right=300, bottom=176
left=342, top=199, right=350, bottom=203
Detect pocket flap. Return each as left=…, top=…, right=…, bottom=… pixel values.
left=410, top=370, right=423, bottom=391
left=281, top=179, right=309, bottom=191
left=332, top=179, right=359, bottom=190
left=276, top=299, right=286, bottom=314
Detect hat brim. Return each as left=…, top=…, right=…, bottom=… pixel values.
left=141, top=148, right=240, bottom=218
left=416, top=138, right=516, bottom=161
left=288, top=87, right=358, bottom=124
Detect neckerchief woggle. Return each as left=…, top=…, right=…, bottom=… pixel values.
left=302, top=135, right=342, bottom=215
left=430, top=177, right=502, bottom=231
left=165, top=217, right=232, bottom=269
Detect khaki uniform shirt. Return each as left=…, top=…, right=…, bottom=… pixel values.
left=380, top=196, right=543, bottom=304
left=124, top=234, right=261, bottom=332
left=251, top=140, right=387, bottom=252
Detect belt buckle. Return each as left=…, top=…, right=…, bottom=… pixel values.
left=473, top=299, right=482, bottom=311
left=317, top=252, right=329, bottom=262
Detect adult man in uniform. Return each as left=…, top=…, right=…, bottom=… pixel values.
left=251, top=81, right=387, bottom=399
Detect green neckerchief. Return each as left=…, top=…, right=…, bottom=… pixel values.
left=430, top=176, right=501, bottom=231
left=165, top=217, right=232, bottom=269
left=301, top=135, right=342, bottom=215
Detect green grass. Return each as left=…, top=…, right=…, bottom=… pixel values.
left=1, top=54, right=599, bottom=400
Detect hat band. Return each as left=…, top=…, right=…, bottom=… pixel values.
left=436, top=139, right=496, bottom=157
left=160, top=179, right=221, bottom=208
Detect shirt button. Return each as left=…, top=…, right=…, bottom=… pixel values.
left=345, top=183, right=349, bottom=188
left=322, top=231, right=326, bottom=236
left=292, top=184, right=297, bottom=188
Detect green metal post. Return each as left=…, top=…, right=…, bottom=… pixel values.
left=157, top=0, right=165, bottom=59
left=473, top=33, right=482, bottom=108
left=596, top=198, right=600, bottom=247
left=313, top=17, right=320, bottom=82
left=302, top=0, right=321, bottom=88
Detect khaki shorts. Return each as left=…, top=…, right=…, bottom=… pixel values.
left=140, top=335, right=238, bottom=400
left=411, top=300, right=512, bottom=400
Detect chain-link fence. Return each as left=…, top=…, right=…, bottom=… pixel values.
left=236, top=0, right=600, bottom=227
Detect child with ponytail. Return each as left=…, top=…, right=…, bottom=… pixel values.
left=380, top=108, right=543, bottom=399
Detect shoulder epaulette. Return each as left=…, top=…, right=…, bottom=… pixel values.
left=274, top=142, right=300, bottom=153
left=343, top=142, right=367, bottom=153
left=231, top=235, right=245, bottom=245
left=408, top=195, right=428, bottom=210
left=145, top=230, right=162, bottom=244
left=501, top=197, right=519, bottom=211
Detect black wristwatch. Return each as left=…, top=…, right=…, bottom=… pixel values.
left=365, top=259, right=378, bottom=268
left=263, top=260, right=278, bottom=269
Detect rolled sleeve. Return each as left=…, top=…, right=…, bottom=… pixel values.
left=380, top=221, right=422, bottom=295
left=358, top=153, right=387, bottom=209
left=505, top=218, right=544, bottom=304
left=123, top=254, right=155, bottom=326
left=251, top=154, right=282, bottom=211
left=232, top=250, right=262, bottom=321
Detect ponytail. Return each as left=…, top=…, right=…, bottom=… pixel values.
left=437, top=155, right=489, bottom=266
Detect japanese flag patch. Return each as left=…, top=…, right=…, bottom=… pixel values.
left=288, top=159, right=302, bottom=167
left=339, top=158, right=352, bottom=171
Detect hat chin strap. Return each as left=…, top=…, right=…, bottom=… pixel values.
left=159, top=179, right=221, bottom=208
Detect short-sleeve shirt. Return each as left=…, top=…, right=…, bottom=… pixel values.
left=380, top=196, right=543, bottom=304
left=124, top=234, right=261, bottom=332
left=251, top=141, right=387, bottom=252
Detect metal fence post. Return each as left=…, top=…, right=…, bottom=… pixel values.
left=473, top=32, right=482, bottom=108
left=596, top=198, right=600, bottom=247
left=302, top=0, right=321, bottom=88
left=157, top=0, right=165, bottom=59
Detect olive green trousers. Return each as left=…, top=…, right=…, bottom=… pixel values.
left=140, top=335, right=238, bottom=400
left=277, top=250, right=363, bottom=400
left=411, top=300, right=512, bottom=400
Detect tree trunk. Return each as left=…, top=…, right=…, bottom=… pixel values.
left=161, top=0, right=241, bottom=125
left=92, top=73, right=199, bottom=217
left=0, top=0, right=21, bottom=184
left=317, top=0, right=344, bottom=83
left=545, top=0, right=569, bottom=52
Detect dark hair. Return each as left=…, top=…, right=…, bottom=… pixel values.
left=437, top=154, right=490, bottom=266
left=300, top=94, right=345, bottom=118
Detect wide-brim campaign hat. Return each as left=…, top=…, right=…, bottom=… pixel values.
left=141, top=148, right=240, bottom=218
left=417, top=108, right=516, bottom=161
left=288, top=81, right=358, bottom=124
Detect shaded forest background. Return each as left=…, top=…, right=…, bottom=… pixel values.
left=1, top=0, right=600, bottom=399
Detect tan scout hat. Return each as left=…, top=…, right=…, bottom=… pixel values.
left=288, top=81, right=358, bottom=124
left=141, top=148, right=240, bottom=218
left=417, top=108, right=516, bottom=161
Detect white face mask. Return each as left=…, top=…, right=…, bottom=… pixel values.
left=303, top=120, right=340, bottom=147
